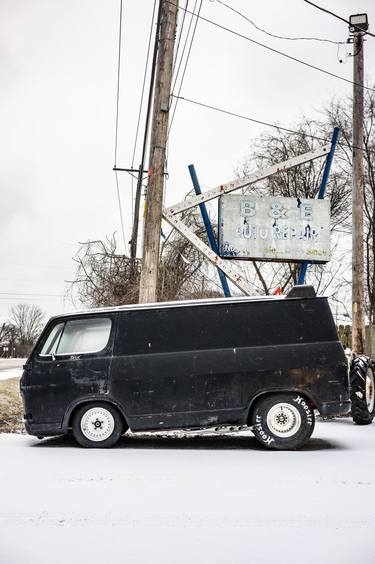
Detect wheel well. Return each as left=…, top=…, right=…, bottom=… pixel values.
left=247, top=390, right=316, bottom=425
left=67, top=400, right=128, bottom=431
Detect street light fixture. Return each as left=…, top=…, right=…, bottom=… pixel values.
left=349, top=13, right=368, bottom=33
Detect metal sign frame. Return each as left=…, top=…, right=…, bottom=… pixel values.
left=162, top=131, right=338, bottom=296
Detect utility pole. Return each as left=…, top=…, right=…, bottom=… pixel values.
left=139, top=0, right=178, bottom=303
left=350, top=14, right=368, bottom=353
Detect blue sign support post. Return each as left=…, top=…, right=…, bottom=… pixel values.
left=188, top=164, right=231, bottom=297
left=297, top=127, right=340, bottom=285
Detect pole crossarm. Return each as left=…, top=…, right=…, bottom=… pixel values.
left=162, top=208, right=254, bottom=295
left=166, top=144, right=331, bottom=216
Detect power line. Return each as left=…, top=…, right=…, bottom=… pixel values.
left=113, top=0, right=127, bottom=253
left=165, top=0, right=375, bottom=93
left=130, top=0, right=158, bottom=171
left=172, top=0, right=189, bottom=77
left=129, top=0, right=163, bottom=259
left=129, top=0, right=157, bottom=225
left=0, top=297, right=63, bottom=301
left=115, top=171, right=127, bottom=253
left=0, top=292, right=62, bottom=297
left=1, top=262, right=71, bottom=270
left=215, top=0, right=345, bottom=45
left=114, top=0, right=123, bottom=167
left=304, top=0, right=375, bottom=39
left=165, top=0, right=191, bottom=194
left=171, top=94, right=375, bottom=155
left=172, top=93, right=329, bottom=137
left=169, top=0, right=203, bottom=133
left=170, top=0, right=199, bottom=110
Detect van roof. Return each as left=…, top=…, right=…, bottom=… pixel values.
left=50, top=285, right=317, bottom=321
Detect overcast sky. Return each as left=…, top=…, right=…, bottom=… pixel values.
left=1, top=0, right=374, bottom=322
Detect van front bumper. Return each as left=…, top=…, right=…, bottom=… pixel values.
left=318, top=400, right=351, bottom=417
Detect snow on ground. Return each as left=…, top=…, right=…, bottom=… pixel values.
left=0, top=420, right=374, bottom=564
left=0, top=359, right=26, bottom=381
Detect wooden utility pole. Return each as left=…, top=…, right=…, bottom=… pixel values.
left=139, top=0, right=178, bottom=303
left=352, top=30, right=365, bottom=353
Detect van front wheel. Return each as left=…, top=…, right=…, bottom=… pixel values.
left=72, top=402, right=124, bottom=448
left=250, top=393, right=315, bottom=450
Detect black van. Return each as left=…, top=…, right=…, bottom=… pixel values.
left=20, top=286, right=350, bottom=450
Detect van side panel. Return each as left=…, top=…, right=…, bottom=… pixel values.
left=109, top=298, right=348, bottom=431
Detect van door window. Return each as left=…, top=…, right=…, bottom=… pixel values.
left=40, top=322, right=65, bottom=355
left=56, top=317, right=112, bottom=355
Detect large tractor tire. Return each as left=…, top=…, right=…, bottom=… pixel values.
left=350, top=355, right=375, bottom=425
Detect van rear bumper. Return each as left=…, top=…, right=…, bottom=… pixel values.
left=318, top=400, right=351, bottom=417
left=23, top=421, right=65, bottom=438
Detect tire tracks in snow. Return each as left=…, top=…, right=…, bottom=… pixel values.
left=0, top=512, right=374, bottom=529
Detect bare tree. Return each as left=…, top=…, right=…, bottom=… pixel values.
left=234, top=117, right=352, bottom=297
left=68, top=235, right=142, bottom=308
left=326, top=89, right=375, bottom=325
left=10, top=304, right=45, bottom=346
left=69, top=205, right=221, bottom=308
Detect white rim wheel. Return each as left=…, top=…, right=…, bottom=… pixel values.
left=80, top=407, right=115, bottom=442
left=266, top=402, right=302, bottom=438
left=366, top=368, right=375, bottom=413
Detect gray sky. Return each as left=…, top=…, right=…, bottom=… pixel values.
left=1, top=0, right=374, bottom=322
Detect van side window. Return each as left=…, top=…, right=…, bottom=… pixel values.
left=56, top=318, right=112, bottom=355
left=40, top=322, right=65, bottom=355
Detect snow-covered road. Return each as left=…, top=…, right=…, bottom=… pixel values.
left=0, top=359, right=26, bottom=381
left=0, top=420, right=374, bottom=564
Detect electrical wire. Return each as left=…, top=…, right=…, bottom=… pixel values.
left=165, top=0, right=190, bottom=197
left=166, top=0, right=201, bottom=192
left=129, top=0, right=157, bottom=222
left=214, top=0, right=345, bottom=45
left=304, top=0, right=375, bottom=39
left=165, top=0, right=375, bottom=93
left=115, top=171, right=128, bottom=252
left=1, top=262, right=71, bottom=270
left=170, top=0, right=198, bottom=103
left=0, top=297, right=64, bottom=301
left=0, top=292, right=62, bottom=297
left=171, top=94, right=375, bottom=155
left=130, top=0, right=158, bottom=171
left=172, top=0, right=189, bottom=77
left=113, top=0, right=128, bottom=253
left=169, top=0, right=203, bottom=133
left=114, top=0, right=123, bottom=167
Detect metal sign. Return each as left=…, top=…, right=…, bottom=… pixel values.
left=162, top=138, right=336, bottom=295
left=218, top=195, right=331, bottom=263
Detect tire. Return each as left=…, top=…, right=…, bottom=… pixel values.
left=350, top=355, right=375, bottom=425
left=250, top=393, right=315, bottom=450
left=72, top=402, right=124, bottom=448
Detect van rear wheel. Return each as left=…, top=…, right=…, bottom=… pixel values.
left=250, top=393, right=315, bottom=450
left=72, top=402, right=124, bottom=448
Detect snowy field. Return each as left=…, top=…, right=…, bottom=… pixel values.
left=0, top=420, right=374, bottom=564
left=0, top=359, right=26, bottom=381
